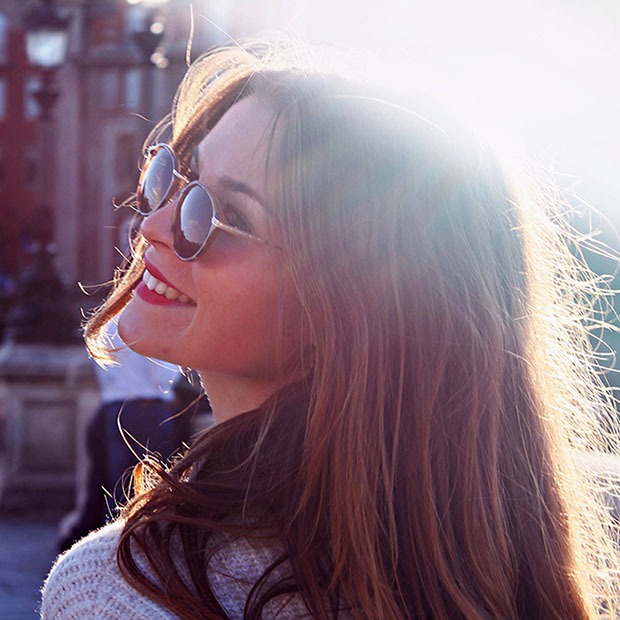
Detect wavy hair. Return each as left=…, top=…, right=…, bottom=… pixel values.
left=85, top=42, right=620, bottom=619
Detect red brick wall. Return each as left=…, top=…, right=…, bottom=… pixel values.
left=0, top=28, right=38, bottom=277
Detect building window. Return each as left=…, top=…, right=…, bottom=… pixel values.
left=114, top=133, right=141, bottom=189
left=99, top=68, right=120, bottom=110
left=25, top=77, right=42, bottom=120
left=0, top=12, right=8, bottom=64
left=124, top=68, right=142, bottom=110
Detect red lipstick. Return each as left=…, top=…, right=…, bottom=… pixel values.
left=135, top=258, right=194, bottom=306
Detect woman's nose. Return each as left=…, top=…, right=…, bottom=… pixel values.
left=139, top=199, right=176, bottom=251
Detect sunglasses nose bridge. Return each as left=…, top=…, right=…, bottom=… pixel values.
left=138, top=145, right=224, bottom=261
left=139, top=188, right=180, bottom=250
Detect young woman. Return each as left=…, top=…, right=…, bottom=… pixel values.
left=42, top=42, right=620, bottom=619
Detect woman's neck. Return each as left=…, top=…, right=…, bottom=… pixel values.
left=197, top=370, right=279, bottom=423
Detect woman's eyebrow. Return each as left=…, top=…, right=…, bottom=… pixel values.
left=218, top=175, right=265, bottom=208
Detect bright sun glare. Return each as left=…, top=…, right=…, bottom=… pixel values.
left=268, top=0, right=619, bottom=215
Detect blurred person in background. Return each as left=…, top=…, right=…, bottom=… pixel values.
left=41, top=40, right=620, bottom=619
left=57, top=320, right=183, bottom=552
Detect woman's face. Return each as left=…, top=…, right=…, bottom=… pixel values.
left=118, top=96, right=298, bottom=420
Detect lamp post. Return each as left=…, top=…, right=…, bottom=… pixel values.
left=4, top=0, right=76, bottom=344
left=127, top=0, right=169, bottom=152
left=128, top=0, right=169, bottom=67
left=24, top=0, right=71, bottom=199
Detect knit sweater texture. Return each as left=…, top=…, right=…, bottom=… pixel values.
left=40, top=520, right=321, bottom=619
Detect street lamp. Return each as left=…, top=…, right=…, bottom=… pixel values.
left=3, top=0, right=76, bottom=344
left=23, top=0, right=71, bottom=119
left=127, top=0, right=169, bottom=68
left=23, top=0, right=71, bottom=199
left=24, top=0, right=71, bottom=70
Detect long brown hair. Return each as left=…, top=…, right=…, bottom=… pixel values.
left=85, top=42, right=620, bottom=619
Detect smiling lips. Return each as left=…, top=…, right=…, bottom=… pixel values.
left=141, top=268, right=193, bottom=304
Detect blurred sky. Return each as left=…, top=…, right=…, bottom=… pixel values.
left=201, top=0, right=620, bottom=226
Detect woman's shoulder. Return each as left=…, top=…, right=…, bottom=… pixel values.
left=208, top=533, right=298, bottom=616
left=41, top=519, right=354, bottom=619
left=40, top=520, right=179, bottom=620
left=208, top=534, right=354, bottom=619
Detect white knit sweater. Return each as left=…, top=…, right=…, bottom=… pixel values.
left=40, top=520, right=325, bottom=619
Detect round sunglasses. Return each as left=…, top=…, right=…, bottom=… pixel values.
left=135, top=143, right=272, bottom=261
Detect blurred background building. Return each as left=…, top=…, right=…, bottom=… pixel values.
left=0, top=0, right=284, bottom=519
left=0, top=0, right=287, bottom=335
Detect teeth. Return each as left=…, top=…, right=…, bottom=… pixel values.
left=154, top=281, right=167, bottom=294
left=164, top=287, right=179, bottom=300
left=142, top=269, right=191, bottom=304
left=144, top=272, right=156, bottom=290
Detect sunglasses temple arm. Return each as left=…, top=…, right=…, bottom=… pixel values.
left=210, top=216, right=272, bottom=246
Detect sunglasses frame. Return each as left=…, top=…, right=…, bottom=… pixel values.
left=136, top=143, right=272, bottom=261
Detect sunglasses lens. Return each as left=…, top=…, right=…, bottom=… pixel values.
left=173, top=184, right=215, bottom=259
left=138, top=147, right=174, bottom=215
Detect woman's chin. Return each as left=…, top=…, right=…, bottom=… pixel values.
left=116, top=302, right=186, bottom=366
left=116, top=309, right=140, bottom=351
left=116, top=303, right=156, bottom=357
